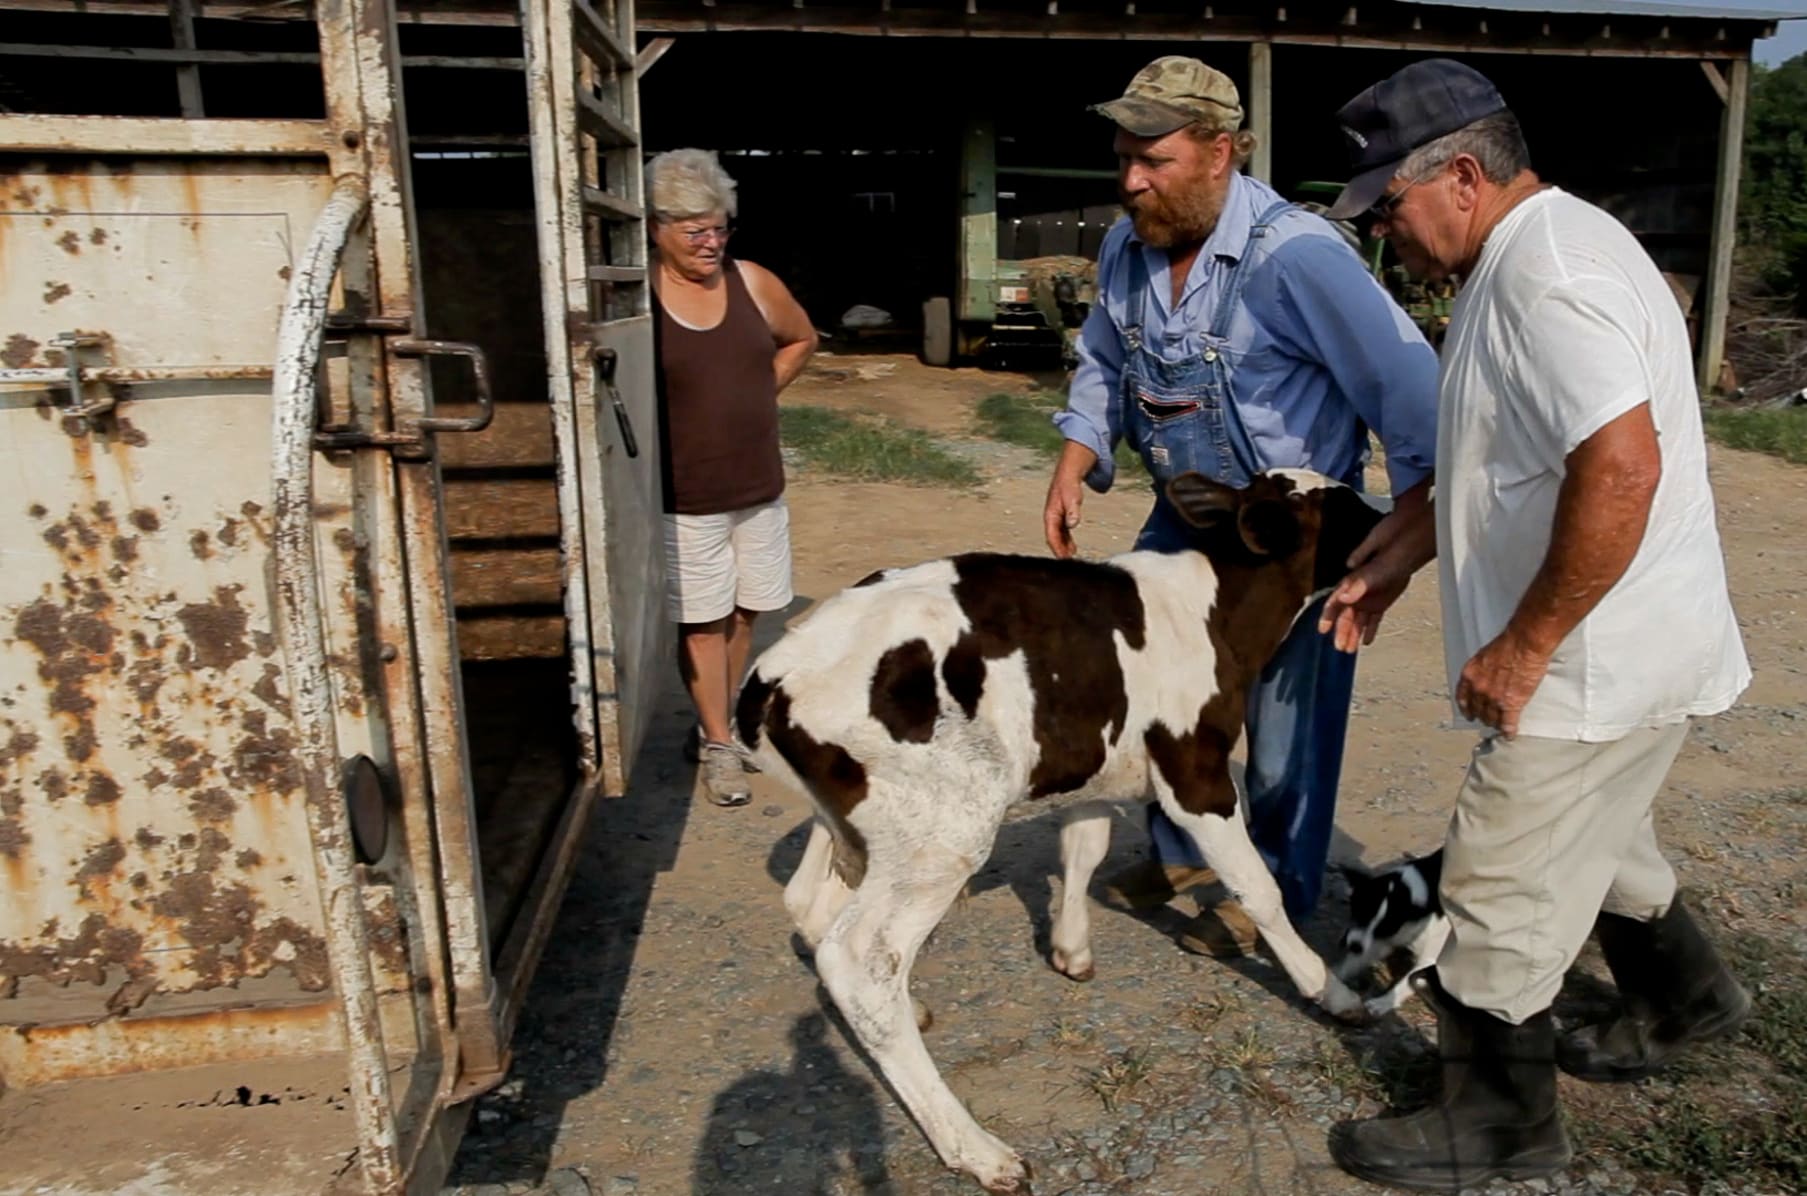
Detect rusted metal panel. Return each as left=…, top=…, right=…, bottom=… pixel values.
left=0, top=164, right=344, bottom=1022
left=443, top=479, right=561, bottom=540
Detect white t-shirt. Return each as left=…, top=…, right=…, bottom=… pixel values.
left=1436, top=188, right=1750, bottom=742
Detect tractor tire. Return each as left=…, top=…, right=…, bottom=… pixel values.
left=921, top=295, right=953, bottom=367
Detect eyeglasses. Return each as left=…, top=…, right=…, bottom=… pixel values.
left=1367, top=164, right=1446, bottom=225
left=676, top=224, right=732, bottom=246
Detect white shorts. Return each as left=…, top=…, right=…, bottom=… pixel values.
left=664, top=498, right=795, bottom=625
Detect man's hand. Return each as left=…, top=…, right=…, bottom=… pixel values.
left=1044, top=441, right=1099, bottom=559
left=1319, top=479, right=1436, bottom=653
left=1456, top=630, right=1554, bottom=738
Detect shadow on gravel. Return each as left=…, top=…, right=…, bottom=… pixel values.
left=692, top=1010, right=895, bottom=1194
left=446, top=599, right=814, bottom=1189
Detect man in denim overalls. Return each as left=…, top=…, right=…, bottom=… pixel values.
left=1045, top=56, right=1441, bottom=954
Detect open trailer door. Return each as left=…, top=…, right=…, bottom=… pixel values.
left=520, top=0, right=668, bottom=801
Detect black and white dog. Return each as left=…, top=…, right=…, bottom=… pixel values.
left=1335, top=849, right=1450, bottom=1014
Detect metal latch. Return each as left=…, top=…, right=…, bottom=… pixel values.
left=592, top=346, right=640, bottom=458
left=51, top=331, right=115, bottom=422
left=314, top=338, right=494, bottom=459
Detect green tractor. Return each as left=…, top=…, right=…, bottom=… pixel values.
left=1293, top=180, right=1455, bottom=350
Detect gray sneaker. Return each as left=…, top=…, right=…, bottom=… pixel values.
left=699, top=741, right=751, bottom=807
left=685, top=722, right=761, bottom=773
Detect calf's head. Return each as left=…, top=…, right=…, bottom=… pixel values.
left=1165, top=469, right=1388, bottom=607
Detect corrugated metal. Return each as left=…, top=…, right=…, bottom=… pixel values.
left=1395, top=0, right=1802, bottom=21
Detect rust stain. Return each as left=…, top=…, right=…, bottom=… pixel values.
left=56, top=230, right=80, bottom=255
left=106, top=974, right=160, bottom=1016
left=188, top=529, right=212, bottom=561
left=158, top=736, right=217, bottom=792
left=27, top=503, right=47, bottom=519
left=75, top=837, right=126, bottom=885
left=117, top=418, right=149, bottom=448
left=89, top=228, right=107, bottom=246
left=251, top=664, right=291, bottom=717
left=63, top=722, right=96, bottom=763
left=0, top=913, right=145, bottom=987
left=3, top=333, right=41, bottom=368
left=235, top=848, right=263, bottom=869
left=189, top=787, right=237, bottom=823
left=43, top=281, right=71, bottom=304
left=83, top=772, right=121, bottom=806
left=0, top=726, right=40, bottom=768
left=39, top=768, right=69, bottom=803
left=217, top=518, right=241, bottom=548
left=232, top=710, right=301, bottom=796
left=111, top=536, right=139, bottom=564
left=133, top=826, right=164, bottom=849
left=129, top=507, right=160, bottom=532
left=175, top=586, right=250, bottom=671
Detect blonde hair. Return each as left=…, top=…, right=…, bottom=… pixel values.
left=1184, top=121, right=1259, bottom=171
left=646, top=147, right=738, bottom=223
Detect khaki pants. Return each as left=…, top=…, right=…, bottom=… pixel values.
left=1435, top=723, right=1688, bottom=1025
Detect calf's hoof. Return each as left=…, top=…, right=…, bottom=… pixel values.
left=1321, top=975, right=1371, bottom=1025
left=974, top=1154, right=1032, bottom=1194
left=1050, top=947, right=1094, bottom=983
left=913, top=995, right=934, bottom=1032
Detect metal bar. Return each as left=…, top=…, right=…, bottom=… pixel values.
left=581, top=183, right=642, bottom=221
left=521, top=0, right=603, bottom=778
left=1699, top=56, right=1748, bottom=395
left=0, top=43, right=524, bottom=68
left=572, top=0, right=633, bottom=68
left=575, top=89, right=636, bottom=148
left=1248, top=40, right=1272, bottom=184
left=0, top=364, right=275, bottom=384
left=269, top=177, right=401, bottom=1195
left=0, top=114, right=333, bottom=155
left=168, top=0, right=205, bottom=117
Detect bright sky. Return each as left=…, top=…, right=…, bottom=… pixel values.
left=1746, top=2, right=1807, bottom=64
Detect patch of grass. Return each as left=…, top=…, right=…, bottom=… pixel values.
left=779, top=405, right=980, bottom=487
left=1703, top=405, right=1807, bottom=466
left=1080, top=1048, right=1153, bottom=1112
left=1571, top=929, right=1807, bottom=1192
left=974, top=392, right=1146, bottom=479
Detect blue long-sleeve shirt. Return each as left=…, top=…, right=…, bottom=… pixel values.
left=1055, top=172, right=1440, bottom=496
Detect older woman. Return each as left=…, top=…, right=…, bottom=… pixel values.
left=648, top=148, right=818, bottom=807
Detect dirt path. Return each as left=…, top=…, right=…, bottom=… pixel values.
left=446, top=353, right=1807, bottom=1196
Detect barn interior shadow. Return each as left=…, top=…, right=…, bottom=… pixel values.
left=445, top=594, right=815, bottom=1188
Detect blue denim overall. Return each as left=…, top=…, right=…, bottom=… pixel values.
left=1120, top=201, right=1357, bottom=920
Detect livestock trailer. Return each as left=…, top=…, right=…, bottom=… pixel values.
left=0, top=2, right=665, bottom=1191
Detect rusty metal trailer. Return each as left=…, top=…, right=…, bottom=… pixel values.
left=0, top=3, right=665, bottom=1191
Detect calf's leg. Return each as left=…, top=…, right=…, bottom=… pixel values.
left=815, top=846, right=1030, bottom=1193
left=1050, top=802, right=1112, bottom=981
left=1155, top=782, right=1366, bottom=1022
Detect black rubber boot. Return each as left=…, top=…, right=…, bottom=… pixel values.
left=1558, top=898, right=1751, bottom=1083
left=1330, top=971, right=1571, bottom=1192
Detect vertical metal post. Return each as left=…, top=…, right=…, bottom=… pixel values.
left=1699, top=56, right=1749, bottom=396
left=1249, top=41, right=1273, bottom=184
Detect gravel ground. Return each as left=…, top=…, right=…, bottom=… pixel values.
left=441, top=363, right=1807, bottom=1196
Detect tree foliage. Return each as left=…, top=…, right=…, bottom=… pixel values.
left=1742, top=53, right=1807, bottom=312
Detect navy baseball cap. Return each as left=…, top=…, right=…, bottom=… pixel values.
left=1326, top=58, right=1508, bottom=221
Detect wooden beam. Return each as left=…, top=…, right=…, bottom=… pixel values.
left=572, top=0, right=633, bottom=69
left=1699, top=57, right=1749, bottom=395
left=576, top=90, right=636, bottom=147
left=581, top=185, right=643, bottom=222
left=1700, top=59, right=1729, bottom=103
left=168, top=0, right=205, bottom=117
left=1248, top=40, right=1272, bottom=184
left=0, top=114, right=334, bottom=156
left=586, top=265, right=646, bottom=283
left=635, top=36, right=675, bottom=74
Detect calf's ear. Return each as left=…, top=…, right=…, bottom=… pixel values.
left=1166, top=472, right=1238, bottom=528
left=1236, top=498, right=1302, bottom=558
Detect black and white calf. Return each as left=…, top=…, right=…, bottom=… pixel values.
left=735, top=469, right=1387, bottom=1194
left=1336, top=849, right=1450, bottom=1014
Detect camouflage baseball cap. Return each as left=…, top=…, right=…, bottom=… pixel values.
left=1092, top=56, right=1244, bottom=138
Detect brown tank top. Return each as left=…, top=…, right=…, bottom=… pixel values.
left=653, top=259, right=785, bottom=516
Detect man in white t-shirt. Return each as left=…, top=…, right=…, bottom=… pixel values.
left=1313, top=59, right=1753, bottom=1192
